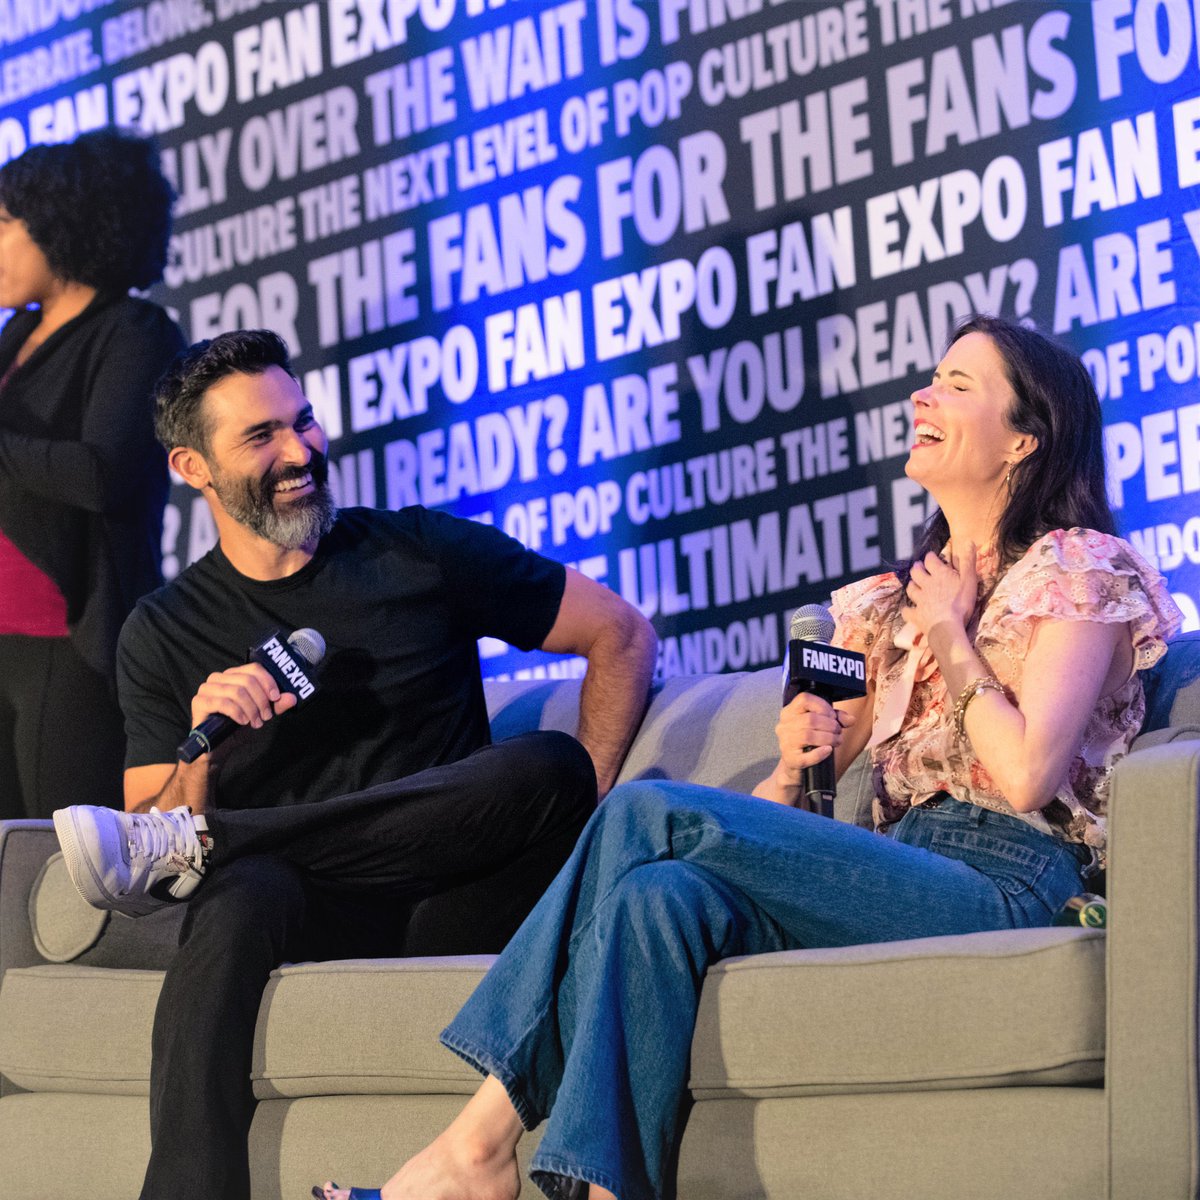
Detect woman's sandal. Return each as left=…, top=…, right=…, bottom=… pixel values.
left=311, top=1185, right=381, bottom=1199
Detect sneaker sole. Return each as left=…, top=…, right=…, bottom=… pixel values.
left=52, top=808, right=163, bottom=918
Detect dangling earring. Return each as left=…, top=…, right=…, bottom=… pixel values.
left=1004, top=464, right=1014, bottom=492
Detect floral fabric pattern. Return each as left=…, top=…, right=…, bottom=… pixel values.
left=830, top=528, right=1182, bottom=864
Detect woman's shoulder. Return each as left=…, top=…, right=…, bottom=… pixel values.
left=830, top=570, right=902, bottom=651
left=1013, top=527, right=1144, bottom=571
left=101, top=294, right=185, bottom=343
left=831, top=570, right=902, bottom=613
left=992, top=528, right=1182, bottom=663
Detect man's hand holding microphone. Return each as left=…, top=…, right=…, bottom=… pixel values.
left=128, top=629, right=325, bottom=816
left=177, top=628, right=324, bottom=766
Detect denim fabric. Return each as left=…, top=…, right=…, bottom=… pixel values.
left=440, top=781, right=1088, bottom=1200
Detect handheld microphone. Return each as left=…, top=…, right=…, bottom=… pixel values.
left=785, top=605, right=867, bottom=818
left=177, top=627, right=326, bottom=764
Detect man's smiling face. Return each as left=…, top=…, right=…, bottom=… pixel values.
left=199, top=365, right=336, bottom=552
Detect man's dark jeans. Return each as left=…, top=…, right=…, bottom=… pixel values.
left=139, top=730, right=597, bottom=1200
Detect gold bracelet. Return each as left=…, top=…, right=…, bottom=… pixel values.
left=953, top=676, right=1006, bottom=740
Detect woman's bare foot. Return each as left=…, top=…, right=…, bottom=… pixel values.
left=319, top=1075, right=524, bottom=1200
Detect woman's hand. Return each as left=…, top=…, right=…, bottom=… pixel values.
left=904, top=542, right=978, bottom=641
left=755, top=693, right=857, bottom=808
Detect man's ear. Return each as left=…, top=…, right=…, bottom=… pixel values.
left=169, top=445, right=212, bottom=491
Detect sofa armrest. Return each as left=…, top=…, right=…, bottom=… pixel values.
left=1106, top=736, right=1200, bottom=1198
left=0, top=820, right=58, bottom=980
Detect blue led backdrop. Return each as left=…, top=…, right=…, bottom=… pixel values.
left=2, top=0, right=1198, bottom=678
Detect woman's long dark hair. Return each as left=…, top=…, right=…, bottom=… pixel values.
left=897, top=315, right=1115, bottom=589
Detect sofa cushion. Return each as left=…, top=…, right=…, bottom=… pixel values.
left=689, top=926, right=1104, bottom=1097
left=251, top=957, right=496, bottom=1099
left=615, top=670, right=782, bottom=794
left=0, top=1093, right=151, bottom=1199
left=0, top=965, right=162, bottom=1093
left=29, top=852, right=109, bottom=963
left=0, top=913, right=1104, bottom=1108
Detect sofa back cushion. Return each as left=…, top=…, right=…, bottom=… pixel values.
left=486, top=671, right=781, bottom=791
left=487, top=669, right=874, bottom=827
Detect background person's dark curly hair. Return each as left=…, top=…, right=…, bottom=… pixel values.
left=0, top=128, right=175, bottom=292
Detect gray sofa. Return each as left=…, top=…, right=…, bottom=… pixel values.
left=2, top=634, right=1199, bottom=1199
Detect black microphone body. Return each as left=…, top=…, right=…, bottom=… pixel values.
left=176, top=628, right=325, bottom=764
left=785, top=605, right=867, bottom=818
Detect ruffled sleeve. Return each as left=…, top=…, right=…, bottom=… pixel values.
left=991, top=528, right=1182, bottom=671
left=831, top=572, right=902, bottom=656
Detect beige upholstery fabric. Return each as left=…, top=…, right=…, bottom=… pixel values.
left=0, top=965, right=161, bottom=1093
left=0, top=928, right=1103, bottom=1112
left=1, top=642, right=1198, bottom=1200
left=251, top=957, right=495, bottom=1098
left=676, top=1087, right=1106, bottom=1200
left=29, top=852, right=109, bottom=963
left=0, top=1093, right=150, bottom=1199
left=615, top=672, right=782, bottom=795
left=691, top=927, right=1105, bottom=1097
left=1107, top=742, right=1200, bottom=1198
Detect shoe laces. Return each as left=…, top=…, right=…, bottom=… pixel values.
left=128, top=807, right=201, bottom=871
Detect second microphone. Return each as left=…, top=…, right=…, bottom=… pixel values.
left=784, top=604, right=867, bottom=818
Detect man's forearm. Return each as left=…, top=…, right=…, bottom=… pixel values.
left=128, top=757, right=218, bottom=815
left=577, top=616, right=657, bottom=797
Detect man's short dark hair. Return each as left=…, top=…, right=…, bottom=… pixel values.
left=0, top=128, right=174, bottom=292
left=154, top=329, right=294, bottom=454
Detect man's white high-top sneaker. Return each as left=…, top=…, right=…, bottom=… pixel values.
left=53, top=804, right=207, bottom=918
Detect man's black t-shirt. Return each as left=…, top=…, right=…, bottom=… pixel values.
left=116, top=506, right=566, bottom=809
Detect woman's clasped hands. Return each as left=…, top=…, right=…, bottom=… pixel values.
left=903, top=541, right=979, bottom=643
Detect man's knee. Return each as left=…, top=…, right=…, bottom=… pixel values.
left=179, top=854, right=306, bottom=952
left=499, top=730, right=598, bottom=814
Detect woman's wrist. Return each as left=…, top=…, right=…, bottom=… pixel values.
left=925, top=620, right=978, bottom=679
left=753, top=761, right=806, bottom=805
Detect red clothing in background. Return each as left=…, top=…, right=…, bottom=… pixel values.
left=0, top=525, right=69, bottom=635
left=0, top=356, right=69, bottom=635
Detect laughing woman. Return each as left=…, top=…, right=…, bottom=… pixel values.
left=0, top=129, right=185, bottom=819
left=320, top=316, right=1180, bottom=1200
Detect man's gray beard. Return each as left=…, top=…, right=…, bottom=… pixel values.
left=211, top=467, right=338, bottom=551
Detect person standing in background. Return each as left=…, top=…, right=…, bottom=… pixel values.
left=0, top=128, right=185, bottom=819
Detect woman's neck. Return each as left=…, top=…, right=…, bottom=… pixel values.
left=18, top=280, right=97, bottom=362
left=934, top=484, right=1006, bottom=559
left=943, top=516, right=999, bottom=557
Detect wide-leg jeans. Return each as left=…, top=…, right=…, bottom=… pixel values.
left=140, top=730, right=596, bottom=1200
left=441, top=779, right=1090, bottom=1200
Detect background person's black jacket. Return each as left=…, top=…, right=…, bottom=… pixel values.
left=0, top=291, right=185, bottom=683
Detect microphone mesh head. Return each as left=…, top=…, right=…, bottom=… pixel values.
left=789, top=604, right=835, bottom=645
left=287, top=627, right=326, bottom=665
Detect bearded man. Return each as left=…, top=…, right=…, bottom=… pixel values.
left=52, top=329, right=656, bottom=1200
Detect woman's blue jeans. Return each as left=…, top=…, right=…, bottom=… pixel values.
left=440, top=780, right=1089, bottom=1200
